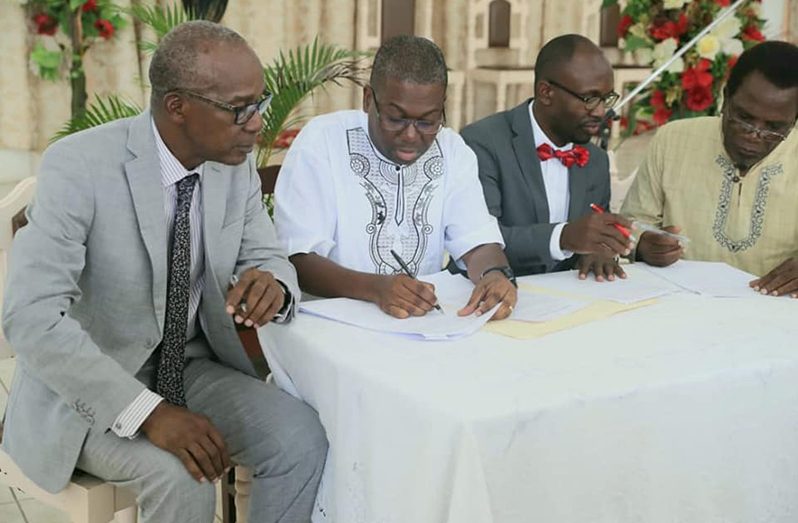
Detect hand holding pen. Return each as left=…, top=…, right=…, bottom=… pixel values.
left=367, top=249, right=444, bottom=319
left=225, top=268, right=286, bottom=328
left=560, top=204, right=636, bottom=257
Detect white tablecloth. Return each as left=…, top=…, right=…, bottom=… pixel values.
left=258, top=279, right=798, bottom=523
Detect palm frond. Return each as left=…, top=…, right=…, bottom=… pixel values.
left=127, top=4, right=196, bottom=54
left=51, top=95, right=142, bottom=143
left=258, top=38, right=370, bottom=165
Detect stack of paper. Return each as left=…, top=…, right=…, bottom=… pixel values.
left=638, top=260, right=763, bottom=298
left=517, top=268, right=675, bottom=304
left=299, top=272, right=498, bottom=340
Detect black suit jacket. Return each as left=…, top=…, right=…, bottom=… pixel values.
left=461, top=99, right=611, bottom=276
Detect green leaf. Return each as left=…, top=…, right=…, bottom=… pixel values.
left=621, top=34, right=649, bottom=52
left=69, top=0, right=84, bottom=10
left=257, top=37, right=370, bottom=166
left=125, top=4, right=197, bottom=53
left=31, top=43, right=64, bottom=81
left=601, top=0, right=618, bottom=8
left=51, top=94, right=142, bottom=142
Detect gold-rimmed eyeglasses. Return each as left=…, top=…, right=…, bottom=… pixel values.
left=724, top=106, right=792, bottom=143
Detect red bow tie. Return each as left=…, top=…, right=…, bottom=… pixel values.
left=536, top=143, right=590, bottom=168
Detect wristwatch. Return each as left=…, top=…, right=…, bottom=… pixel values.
left=480, top=265, right=517, bottom=287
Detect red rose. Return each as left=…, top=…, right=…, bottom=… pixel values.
left=82, top=0, right=98, bottom=12
left=742, top=25, right=765, bottom=42
left=94, top=18, right=114, bottom=39
left=653, top=107, right=673, bottom=126
left=273, top=129, right=299, bottom=149
left=685, top=85, right=714, bottom=112
left=650, top=90, right=666, bottom=110
left=33, top=12, right=58, bottom=36
left=681, top=59, right=714, bottom=90
left=618, top=15, right=634, bottom=38
left=715, top=0, right=731, bottom=6
left=650, top=19, right=678, bottom=41
left=727, top=55, right=739, bottom=71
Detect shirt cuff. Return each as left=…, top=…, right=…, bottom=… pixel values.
left=111, top=389, right=163, bottom=439
left=273, top=280, right=295, bottom=324
left=549, top=222, right=574, bottom=261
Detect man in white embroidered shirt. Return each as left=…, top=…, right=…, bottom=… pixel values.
left=275, top=35, right=517, bottom=320
left=2, top=22, right=326, bottom=523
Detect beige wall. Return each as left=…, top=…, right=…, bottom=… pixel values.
left=0, top=0, right=791, bottom=153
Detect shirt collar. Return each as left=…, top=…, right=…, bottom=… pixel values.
left=529, top=101, right=573, bottom=152
left=151, top=118, right=205, bottom=187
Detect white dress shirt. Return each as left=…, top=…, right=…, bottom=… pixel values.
left=111, top=121, right=206, bottom=437
left=529, top=102, right=574, bottom=261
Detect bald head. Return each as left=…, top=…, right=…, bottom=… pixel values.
left=149, top=21, right=253, bottom=107
left=534, top=34, right=609, bottom=89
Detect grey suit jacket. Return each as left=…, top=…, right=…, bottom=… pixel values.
left=1, top=110, right=299, bottom=493
left=461, top=100, right=611, bottom=276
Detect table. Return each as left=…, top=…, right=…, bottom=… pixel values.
left=258, top=269, right=798, bottom=523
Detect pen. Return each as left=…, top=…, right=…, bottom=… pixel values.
left=229, top=274, right=247, bottom=313
left=389, top=249, right=444, bottom=314
left=589, top=203, right=636, bottom=243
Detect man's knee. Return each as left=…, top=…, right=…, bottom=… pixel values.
left=253, top=404, right=328, bottom=477
left=139, top=457, right=216, bottom=522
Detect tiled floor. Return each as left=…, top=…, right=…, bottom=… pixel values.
left=0, top=357, right=227, bottom=522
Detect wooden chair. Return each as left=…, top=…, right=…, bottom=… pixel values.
left=0, top=176, right=138, bottom=523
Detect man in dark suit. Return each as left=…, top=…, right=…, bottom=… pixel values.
left=461, top=34, right=633, bottom=278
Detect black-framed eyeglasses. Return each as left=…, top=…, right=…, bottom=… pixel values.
left=175, top=89, right=272, bottom=125
left=370, top=86, right=446, bottom=135
left=546, top=79, right=619, bottom=111
left=723, top=105, right=792, bottom=144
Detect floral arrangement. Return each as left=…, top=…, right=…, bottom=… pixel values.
left=605, top=0, right=765, bottom=135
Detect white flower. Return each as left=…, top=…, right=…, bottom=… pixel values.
left=711, top=16, right=742, bottom=41
left=697, top=35, right=722, bottom=60
left=628, top=23, right=648, bottom=40
left=749, top=3, right=762, bottom=16
left=722, top=38, right=744, bottom=57
left=634, top=48, right=653, bottom=65
left=663, top=0, right=688, bottom=9
left=652, top=38, right=684, bottom=73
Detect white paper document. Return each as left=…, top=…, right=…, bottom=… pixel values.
left=517, top=268, right=675, bottom=304
left=638, top=260, right=764, bottom=298
left=299, top=272, right=498, bottom=340
left=511, top=291, right=589, bottom=322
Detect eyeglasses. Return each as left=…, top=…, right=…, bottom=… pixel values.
left=546, top=79, right=619, bottom=111
left=370, top=87, right=445, bottom=135
left=724, top=108, right=791, bottom=143
left=175, top=89, right=272, bottom=125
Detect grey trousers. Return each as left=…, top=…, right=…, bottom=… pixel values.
left=76, top=357, right=328, bottom=523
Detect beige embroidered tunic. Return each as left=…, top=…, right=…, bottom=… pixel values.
left=621, top=116, right=798, bottom=276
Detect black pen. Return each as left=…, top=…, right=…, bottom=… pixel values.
left=389, top=249, right=444, bottom=314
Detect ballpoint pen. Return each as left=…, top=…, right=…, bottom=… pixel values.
left=631, top=221, right=690, bottom=245
left=389, top=249, right=445, bottom=314
left=589, top=203, right=636, bottom=243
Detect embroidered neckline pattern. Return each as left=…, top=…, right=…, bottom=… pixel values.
left=712, top=155, right=782, bottom=253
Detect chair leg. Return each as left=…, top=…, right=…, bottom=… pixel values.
left=113, top=506, right=137, bottom=523
left=221, top=468, right=237, bottom=523
left=234, top=466, right=252, bottom=523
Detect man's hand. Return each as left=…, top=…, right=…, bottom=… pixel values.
left=636, top=227, right=684, bottom=267
left=750, top=257, right=798, bottom=298
left=561, top=213, right=634, bottom=256
left=577, top=253, right=626, bottom=282
left=141, top=402, right=231, bottom=483
left=374, top=274, right=439, bottom=318
left=225, top=268, right=285, bottom=328
left=458, top=271, right=517, bottom=321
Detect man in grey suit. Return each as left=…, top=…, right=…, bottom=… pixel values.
left=2, top=22, right=326, bottom=523
left=461, top=34, right=634, bottom=278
